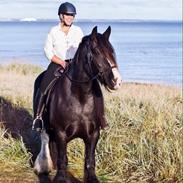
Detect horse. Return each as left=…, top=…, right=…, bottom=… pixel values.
left=33, top=26, right=122, bottom=183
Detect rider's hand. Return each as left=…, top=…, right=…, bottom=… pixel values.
left=51, top=55, right=67, bottom=69
left=61, top=60, right=69, bottom=69
left=60, top=60, right=67, bottom=69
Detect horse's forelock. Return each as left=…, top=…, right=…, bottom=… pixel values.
left=95, top=34, right=117, bottom=67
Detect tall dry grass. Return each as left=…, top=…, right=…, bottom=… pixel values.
left=0, top=62, right=43, bottom=112
left=0, top=63, right=182, bottom=183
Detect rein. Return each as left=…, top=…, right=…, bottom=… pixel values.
left=63, top=44, right=117, bottom=84
left=63, top=57, right=101, bottom=84
left=64, top=65, right=117, bottom=84
left=64, top=71, right=100, bottom=83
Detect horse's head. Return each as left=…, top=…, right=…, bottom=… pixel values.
left=80, top=26, right=121, bottom=90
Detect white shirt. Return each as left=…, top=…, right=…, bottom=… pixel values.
left=44, top=23, right=84, bottom=61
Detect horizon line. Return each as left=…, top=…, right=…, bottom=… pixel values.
left=0, top=18, right=182, bottom=23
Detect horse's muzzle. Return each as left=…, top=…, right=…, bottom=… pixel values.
left=112, top=68, right=122, bottom=90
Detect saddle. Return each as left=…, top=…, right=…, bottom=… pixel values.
left=44, top=67, right=65, bottom=105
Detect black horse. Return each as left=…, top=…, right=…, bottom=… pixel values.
left=33, top=26, right=121, bottom=183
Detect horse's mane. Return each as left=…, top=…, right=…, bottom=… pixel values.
left=73, top=32, right=117, bottom=68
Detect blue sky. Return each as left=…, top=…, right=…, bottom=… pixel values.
left=0, top=0, right=181, bottom=20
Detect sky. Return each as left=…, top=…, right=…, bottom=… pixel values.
left=0, top=0, right=182, bottom=20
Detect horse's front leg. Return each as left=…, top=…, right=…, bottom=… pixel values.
left=84, top=129, right=100, bottom=183
left=53, top=130, right=68, bottom=183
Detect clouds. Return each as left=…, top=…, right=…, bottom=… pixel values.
left=0, top=0, right=181, bottom=20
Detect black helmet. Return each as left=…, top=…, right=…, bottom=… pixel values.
left=58, top=2, right=76, bottom=15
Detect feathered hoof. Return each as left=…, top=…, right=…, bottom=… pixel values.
left=33, top=154, right=53, bottom=175
left=33, top=162, right=53, bottom=175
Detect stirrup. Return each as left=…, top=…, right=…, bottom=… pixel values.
left=32, top=116, right=44, bottom=132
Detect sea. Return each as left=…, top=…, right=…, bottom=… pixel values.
left=0, top=20, right=182, bottom=86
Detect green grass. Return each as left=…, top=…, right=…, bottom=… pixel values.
left=0, top=126, right=35, bottom=182
left=0, top=62, right=182, bottom=182
left=0, top=127, right=30, bottom=169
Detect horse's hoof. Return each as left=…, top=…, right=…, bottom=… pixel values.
left=33, top=159, right=53, bottom=175
left=33, top=167, right=51, bottom=176
left=84, top=176, right=100, bottom=183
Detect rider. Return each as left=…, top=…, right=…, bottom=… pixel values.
left=32, top=2, right=108, bottom=132
left=32, top=2, right=83, bottom=131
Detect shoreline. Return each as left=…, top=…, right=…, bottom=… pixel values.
left=124, top=81, right=181, bottom=89
left=0, top=62, right=181, bottom=88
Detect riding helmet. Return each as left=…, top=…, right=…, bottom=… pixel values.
left=58, top=2, right=76, bottom=15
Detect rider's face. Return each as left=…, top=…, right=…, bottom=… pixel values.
left=60, top=13, right=75, bottom=26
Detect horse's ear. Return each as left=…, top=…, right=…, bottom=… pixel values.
left=91, top=26, right=97, bottom=41
left=103, top=26, right=111, bottom=40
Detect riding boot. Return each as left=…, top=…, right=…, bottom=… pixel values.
left=32, top=93, right=46, bottom=132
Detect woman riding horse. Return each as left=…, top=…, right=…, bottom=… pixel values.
left=32, top=2, right=108, bottom=132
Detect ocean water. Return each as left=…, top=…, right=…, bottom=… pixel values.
left=0, top=20, right=182, bottom=86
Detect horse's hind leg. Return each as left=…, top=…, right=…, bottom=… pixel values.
left=84, top=130, right=100, bottom=183
left=34, top=130, right=53, bottom=175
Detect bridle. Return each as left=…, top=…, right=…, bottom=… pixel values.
left=64, top=57, right=117, bottom=84
left=64, top=66, right=100, bottom=83
left=64, top=42, right=117, bottom=84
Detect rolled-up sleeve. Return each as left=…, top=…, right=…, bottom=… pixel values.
left=44, top=30, right=54, bottom=61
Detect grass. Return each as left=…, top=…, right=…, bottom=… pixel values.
left=0, top=127, right=35, bottom=183
left=0, top=62, right=182, bottom=182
